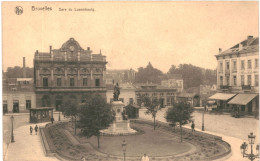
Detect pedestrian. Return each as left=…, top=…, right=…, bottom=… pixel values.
left=191, top=121, right=195, bottom=132
left=81, top=156, right=86, bottom=161
left=35, top=125, right=38, bottom=135
left=141, top=153, right=149, bottom=161
left=30, top=126, right=33, bottom=135
left=51, top=117, right=54, bottom=124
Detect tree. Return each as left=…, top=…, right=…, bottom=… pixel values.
left=165, top=102, right=194, bottom=142
left=135, top=62, right=164, bottom=84
left=63, top=100, right=79, bottom=135
left=168, top=64, right=216, bottom=89
left=79, top=94, right=115, bottom=149
left=5, top=66, right=34, bottom=78
left=142, top=96, right=161, bottom=130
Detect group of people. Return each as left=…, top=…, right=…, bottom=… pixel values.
left=30, top=125, right=38, bottom=135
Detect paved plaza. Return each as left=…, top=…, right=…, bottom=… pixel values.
left=139, top=108, right=259, bottom=161
left=3, top=110, right=259, bottom=161
left=3, top=112, right=66, bottom=161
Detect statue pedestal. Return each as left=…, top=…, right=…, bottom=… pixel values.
left=100, top=101, right=137, bottom=135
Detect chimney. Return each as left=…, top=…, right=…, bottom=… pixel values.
left=49, top=46, right=52, bottom=53
left=247, top=35, right=253, bottom=45
left=87, top=47, right=90, bottom=50
left=219, top=48, right=222, bottom=53
left=23, top=57, right=26, bottom=78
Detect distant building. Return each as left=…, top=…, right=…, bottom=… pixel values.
left=135, top=83, right=177, bottom=108
left=106, top=69, right=136, bottom=85
left=3, top=78, right=35, bottom=113
left=160, top=74, right=183, bottom=92
left=3, top=58, right=36, bottom=113
left=106, top=83, right=136, bottom=106
left=34, top=38, right=107, bottom=110
left=210, top=35, right=259, bottom=113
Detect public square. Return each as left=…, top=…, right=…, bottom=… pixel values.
left=3, top=110, right=259, bottom=161
left=2, top=2, right=259, bottom=161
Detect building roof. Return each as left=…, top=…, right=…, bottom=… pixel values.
left=216, top=36, right=259, bottom=57
left=177, top=93, right=198, bottom=98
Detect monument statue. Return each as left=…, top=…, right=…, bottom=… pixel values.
left=113, top=83, right=120, bottom=101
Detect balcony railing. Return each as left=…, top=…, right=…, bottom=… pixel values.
left=220, top=85, right=231, bottom=90
left=242, top=85, right=251, bottom=90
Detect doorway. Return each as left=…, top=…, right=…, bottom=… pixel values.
left=13, top=100, right=19, bottom=113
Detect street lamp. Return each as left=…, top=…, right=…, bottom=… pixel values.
left=202, top=107, right=205, bottom=131
left=121, top=139, right=127, bottom=161
left=240, top=132, right=259, bottom=161
left=10, top=115, right=14, bottom=143
left=58, top=105, right=61, bottom=121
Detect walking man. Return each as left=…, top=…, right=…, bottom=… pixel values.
left=191, top=121, right=195, bottom=132
left=51, top=117, right=54, bottom=124
left=35, top=125, right=38, bottom=135
left=30, top=126, right=33, bottom=135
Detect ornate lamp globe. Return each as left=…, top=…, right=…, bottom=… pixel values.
left=248, top=132, right=256, bottom=145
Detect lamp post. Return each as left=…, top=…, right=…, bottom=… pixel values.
left=10, top=115, right=14, bottom=143
left=202, top=108, right=205, bottom=131
left=58, top=105, right=61, bottom=121
left=121, top=139, right=127, bottom=161
left=240, top=132, right=259, bottom=161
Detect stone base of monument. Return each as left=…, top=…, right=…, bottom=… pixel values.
left=100, top=120, right=137, bottom=135
left=100, top=101, right=137, bottom=135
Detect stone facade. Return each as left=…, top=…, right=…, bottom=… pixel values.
left=34, top=38, right=107, bottom=110
left=215, top=35, right=259, bottom=112
left=3, top=78, right=36, bottom=113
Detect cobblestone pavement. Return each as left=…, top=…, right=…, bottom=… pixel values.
left=139, top=108, right=259, bottom=161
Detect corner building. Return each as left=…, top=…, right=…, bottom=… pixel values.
left=210, top=36, right=259, bottom=113
left=34, top=38, right=107, bottom=110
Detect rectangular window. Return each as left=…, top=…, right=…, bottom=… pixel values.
left=248, top=60, right=252, bottom=69
left=241, top=60, right=245, bottom=70
left=57, top=78, right=62, bottom=87
left=83, top=78, right=88, bottom=86
left=233, top=76, right=237, bottom=86
left=219, top=62, right=223, bottom=71
left=255, top=59, right=259, bottom=68
left=167, top=97, right=171, bottom=106
left=255, top=75, right=259, bottom=86
left=95, top=79, right=100, bottom=87
left=241, top=75, right=244, bottom=86
left=226, top=76, right=230, bottom=86
left=26, top=100, right=31, bottom=109
left=70, top=78, right=74, bottom=87
left=226, top=62, right=230, bottom=70
left=220, top=76, right=223, bottom=86
left=233, top=61, right=237, bottom=71
left=248, top=75, right=251, bottom=86
left=129, top=98, right=134, bottom=105
left=43, top=77, right=48, bottom=87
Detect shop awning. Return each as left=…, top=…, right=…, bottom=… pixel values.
left=228, top=94, right=258, bottom=105
left=207, top=100, right=216, bottom=105
left=208, top=93, right=237, bottom=101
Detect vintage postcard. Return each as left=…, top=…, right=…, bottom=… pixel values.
left=2, top=1, right=259, bottom=161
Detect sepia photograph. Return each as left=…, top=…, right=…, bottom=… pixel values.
left=1, top=1, right=259, bottom=161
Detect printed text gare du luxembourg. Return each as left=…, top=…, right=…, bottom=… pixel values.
left=31, top=6, right=95, bottom=12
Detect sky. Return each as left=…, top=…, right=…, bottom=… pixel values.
left=2, top=1, right=259, bottom=73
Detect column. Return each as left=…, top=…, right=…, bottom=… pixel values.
left=51, top=68, right=54, bottom=86
left=65, top=68, right=67, bottom=86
